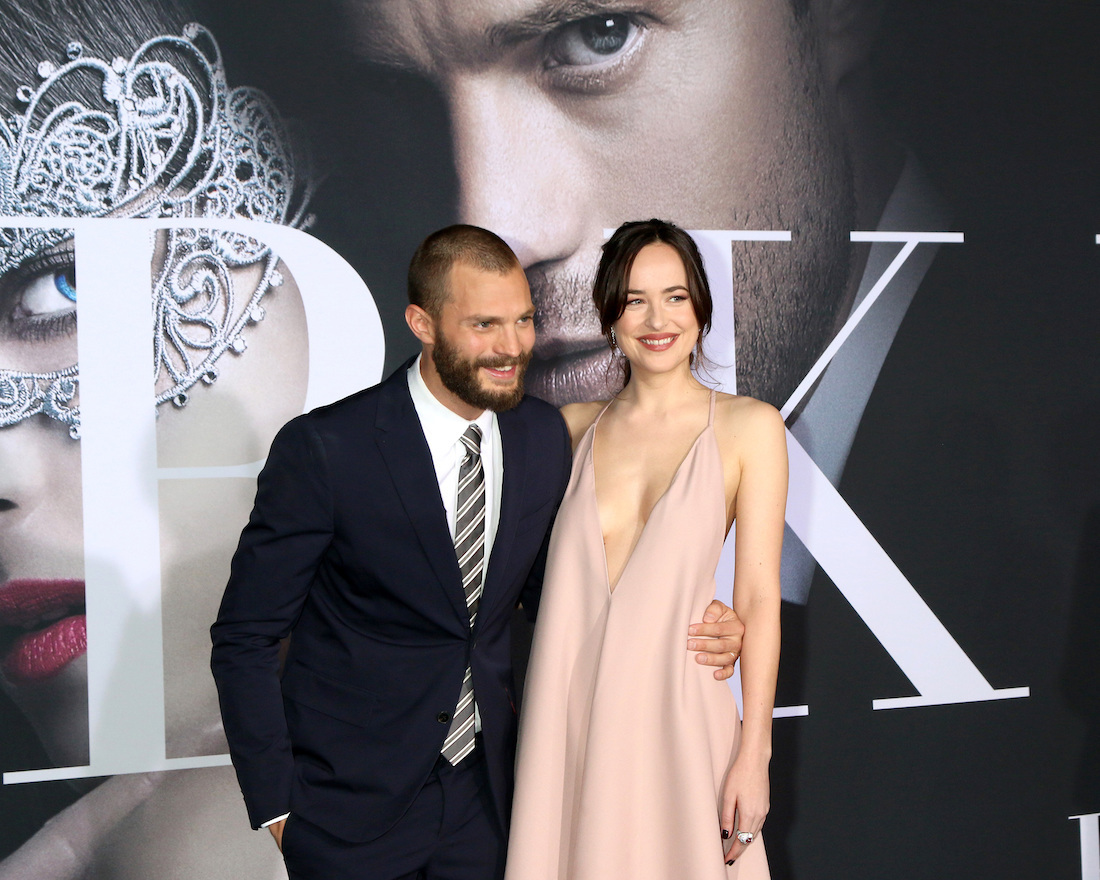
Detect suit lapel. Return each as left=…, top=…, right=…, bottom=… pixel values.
left=375, top=367, right=469, bottom=624
left=478, top=405, right=527, bottom=628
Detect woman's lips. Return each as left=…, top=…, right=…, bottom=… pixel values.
left=637, top=333, right=679, bottom=352
left=0, top=579, right=87, bottom=684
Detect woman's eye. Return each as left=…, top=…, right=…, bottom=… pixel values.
left=0, top=244, right=79, bottom=345
left=547, top=13, right=641, bottom=68
left=16, top=266, right=78, bottom=316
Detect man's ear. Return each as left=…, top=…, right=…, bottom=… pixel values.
left=405, top=303, right=437, bottom=345
left=810, top=0, right=885, bottom=88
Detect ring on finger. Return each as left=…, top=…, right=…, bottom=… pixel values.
left=736, top=830, right=754, bottom=846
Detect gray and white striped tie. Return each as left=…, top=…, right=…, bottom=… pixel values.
left=441, top=424, right=485, bottom=765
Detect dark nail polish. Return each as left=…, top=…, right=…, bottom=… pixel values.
left=721, top=829, right=729, bottom=839
left=726, top=858, right=736, bottom=866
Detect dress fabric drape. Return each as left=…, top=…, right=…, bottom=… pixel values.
left=506, top=394, right=770, bottom=880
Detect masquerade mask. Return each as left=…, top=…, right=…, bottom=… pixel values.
left=0, top=24, right=314, bottom=438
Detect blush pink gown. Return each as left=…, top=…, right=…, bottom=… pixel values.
left=505, top=393, right=770, bottom=880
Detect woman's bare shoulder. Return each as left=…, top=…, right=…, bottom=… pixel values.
left=712, top=392, right=785, bottom=451
left=559, top=400, right=608, bottom=446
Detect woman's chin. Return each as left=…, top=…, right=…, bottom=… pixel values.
left=5, top=651, right=91, bottom=770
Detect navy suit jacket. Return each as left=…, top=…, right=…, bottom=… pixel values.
left=210, top=361, right=571, bottom=843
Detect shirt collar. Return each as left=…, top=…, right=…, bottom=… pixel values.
left=407, top=354, right=495, bottom=458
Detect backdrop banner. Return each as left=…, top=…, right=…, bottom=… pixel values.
left=0, top=2, right=1096, bottom=878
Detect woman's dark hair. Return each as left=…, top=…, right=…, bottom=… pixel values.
left=592, top=219, right=713, bottom=386
left=0, top=0, right=194, bottom=113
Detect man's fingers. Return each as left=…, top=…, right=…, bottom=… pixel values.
left=692, top=644, right=738, bottom=679
left=691, top=645, right=740, bottom=665
left=688, top=621, right=744, bottom=640
left=268, top=818, right=287, bottom=852
left=688, top=607, right=742, bottom=680
left=701, top=598, right=727, bottom=623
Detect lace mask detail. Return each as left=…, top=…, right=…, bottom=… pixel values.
left=0, top=24, right=315, bottom=438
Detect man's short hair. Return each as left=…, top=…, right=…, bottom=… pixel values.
left=408, top=224, right=521, bottom=317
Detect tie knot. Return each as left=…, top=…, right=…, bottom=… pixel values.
left=460, top=424, right=483, bottom=458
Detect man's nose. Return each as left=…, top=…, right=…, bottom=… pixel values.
left=494, top=324, right=524, bottom=358
left=446, top=74, right=588, bottom=270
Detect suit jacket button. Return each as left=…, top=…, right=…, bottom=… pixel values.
left=437, top=711, right=451, bottom=723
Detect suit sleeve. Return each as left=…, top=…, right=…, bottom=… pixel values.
left=519, top=409, right=573, bottom=621
left=210, top=415, right=333, bottom=828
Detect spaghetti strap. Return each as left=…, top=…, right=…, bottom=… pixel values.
left=707, top=389, right=717, bottom=426
left=594, top=398, right=616, bottom=427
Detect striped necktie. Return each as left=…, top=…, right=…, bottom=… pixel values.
left=441, top=424, right=485, bottom=764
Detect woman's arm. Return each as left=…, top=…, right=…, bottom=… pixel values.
left=716, top=399, right=787, bottom=863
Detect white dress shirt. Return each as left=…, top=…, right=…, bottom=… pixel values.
left=408, top=353, right=505, bottom=737
left=406, top=354, right=503, bottom=561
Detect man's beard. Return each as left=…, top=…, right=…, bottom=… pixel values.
left=432, top=330, right=532, bottom=412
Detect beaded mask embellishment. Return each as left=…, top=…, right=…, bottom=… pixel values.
left=0, top=24, right=314, bottom=438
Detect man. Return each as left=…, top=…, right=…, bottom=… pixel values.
left=211, top=225, right=744, bottom=879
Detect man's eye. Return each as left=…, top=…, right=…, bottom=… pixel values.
left=548, top=13, right=640, bottom=67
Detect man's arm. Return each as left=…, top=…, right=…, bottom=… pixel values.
left=518, top=410, right=573, bottom=620
left=210, top=415, right=334, bottom=829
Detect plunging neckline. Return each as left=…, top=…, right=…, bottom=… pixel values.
left=588, top=393, right=715, bottom=596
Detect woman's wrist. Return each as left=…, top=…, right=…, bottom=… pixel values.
left=734, top=739, right=772, bottom=767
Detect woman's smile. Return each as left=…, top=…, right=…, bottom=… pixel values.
left=637, top=334, right=680, bottom=352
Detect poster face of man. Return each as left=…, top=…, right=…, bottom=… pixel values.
left=344, top=0, right=858, bottom=406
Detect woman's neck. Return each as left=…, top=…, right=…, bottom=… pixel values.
left=616, top=364, right=709, bottom=414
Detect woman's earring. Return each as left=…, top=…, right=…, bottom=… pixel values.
left=609, top=327, right=617, bottom=350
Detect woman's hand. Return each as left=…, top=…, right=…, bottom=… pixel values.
left=719, top=754, right=770, bottom=864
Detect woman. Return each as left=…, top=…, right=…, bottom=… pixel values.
left=506, top=220, right=785, bottom=879
left=0, top=2, right=314, bottom=876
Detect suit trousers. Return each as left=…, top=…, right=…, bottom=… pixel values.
left=281, top=745, right=506, bottom=880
